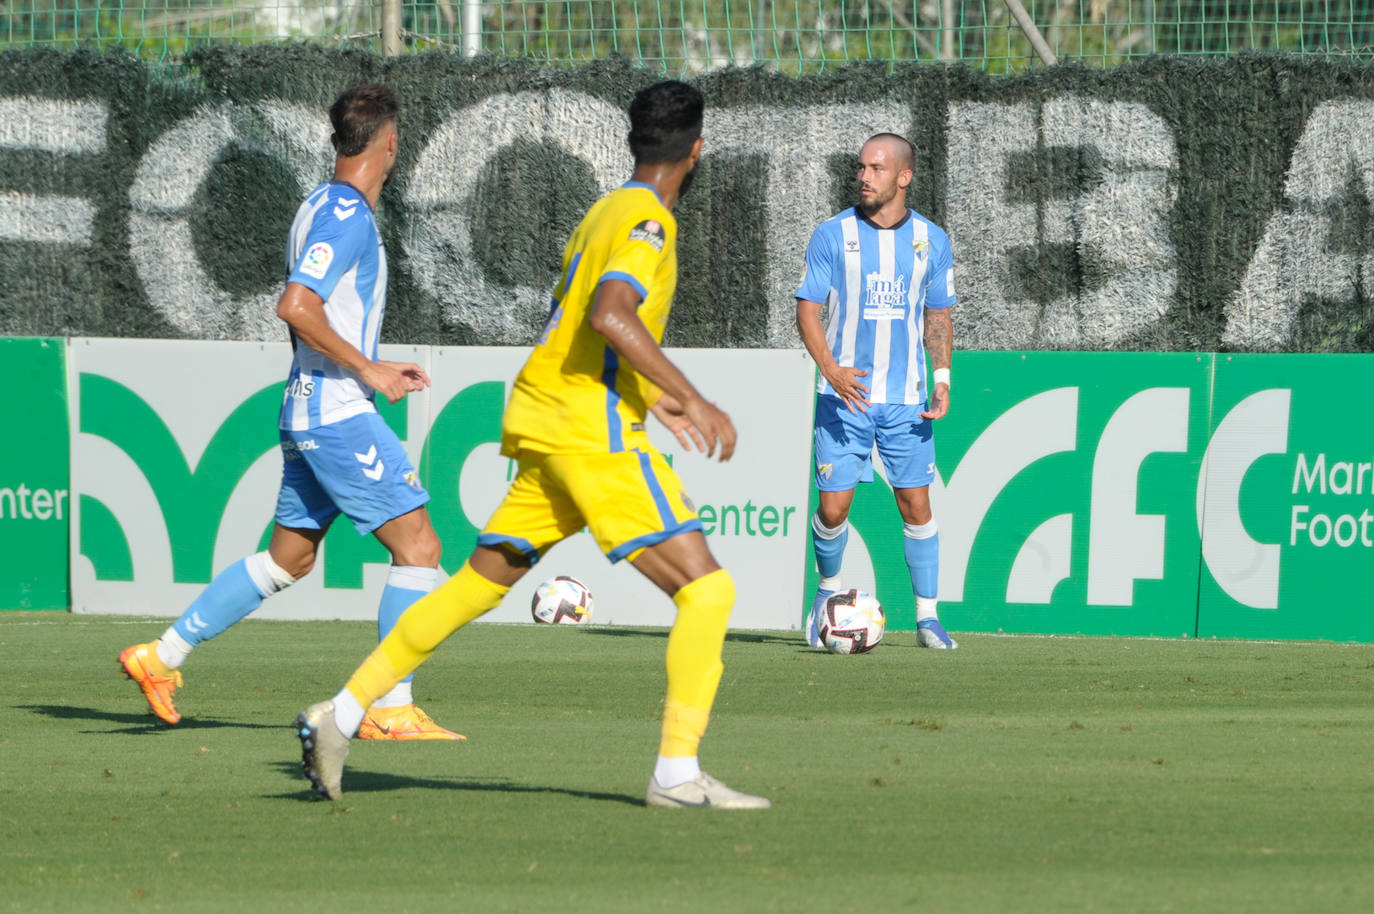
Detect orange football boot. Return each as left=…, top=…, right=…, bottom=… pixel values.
left=118, top=642, right=183, bottom=725
left=357, top=704, right=464, bottom=741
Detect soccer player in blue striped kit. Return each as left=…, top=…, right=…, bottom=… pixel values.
left=796, top=132, right=958, bottom=650
left=118, top=84, right=461, bottom=737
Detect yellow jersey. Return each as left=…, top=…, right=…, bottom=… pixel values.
left=501, top=182, right=678, bottom=456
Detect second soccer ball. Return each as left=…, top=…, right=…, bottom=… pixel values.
left=819, top=590, right=885, bottom=654
left=531, top=576, right=594, bottom=624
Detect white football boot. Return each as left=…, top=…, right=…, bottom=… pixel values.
left=646, top=772, right=771, bottom=810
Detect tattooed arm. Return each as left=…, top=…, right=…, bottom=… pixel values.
left=920, top=306, right=952, bottom=421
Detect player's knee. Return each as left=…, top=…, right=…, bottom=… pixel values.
left=413, top=528, right=443, bottom=568
left=391, top=527, right=442, bottom=568
left=814, top=507, right=845, bottom=530
left=900, top=506, right=933, bottom=526
left=283, top=555, right=314, bottom=580
left=815, top=492, right=853, bottom=529
left=894, top=490, right=932, bottom=525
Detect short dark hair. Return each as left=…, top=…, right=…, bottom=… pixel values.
left=330, top=84, right=399, bottom=158
left=865, top=132, right=914, bottom=171
left=628, top=81, right=704, bottom=165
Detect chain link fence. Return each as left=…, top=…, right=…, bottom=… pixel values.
left=3, top=2, right=1372, bottom=74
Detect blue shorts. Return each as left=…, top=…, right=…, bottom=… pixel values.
left=274, top=411, right=429, bottom=535
left=812, top=395, right=936, bottom=491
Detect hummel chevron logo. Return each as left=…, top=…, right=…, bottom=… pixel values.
left=355, top=444, right=385, bottom=481
left=337, top=197, right=359, bottom=207
left=185, top=612, right=207, bottom=634
left=334, top=204, right=357, bottom=221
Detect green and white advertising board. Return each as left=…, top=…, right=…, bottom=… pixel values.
left=51, top=338, right=1374, bottom=640
left=0, top=338, right=69, bottom=611
left=1199, top=355, right=1374, bottom=641
left=821, top=352, right=1374, bottom=641
left=68, top=339, right=814, bottom=628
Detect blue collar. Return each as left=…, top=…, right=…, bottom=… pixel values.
left=621, top=180, right=664, bottom=204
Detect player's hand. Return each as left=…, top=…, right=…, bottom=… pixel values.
left=380, top=361, right=431, bottom=390
left=821, top=365, right=871, bottom=413
left=651, top=396, right=709, bottom=453
left=682, top=395, right=737, bottom=462
left=920, top=382, right=949, bottom=421
left=362, top=360, right=430, bottom=404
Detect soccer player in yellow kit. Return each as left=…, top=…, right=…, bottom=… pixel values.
left=296, top=81, right=769, bottom=810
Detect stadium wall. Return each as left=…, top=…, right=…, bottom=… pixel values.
left=2, top=48, right=1374, bottom=352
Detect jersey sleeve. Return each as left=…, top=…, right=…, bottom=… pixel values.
left=286, top=198, right=368, bottom=302
left=795, top=225, right=836, bottom=304
left=923, top=228, right=957, bottom=310
left=599, top=213, right=670, bottom=299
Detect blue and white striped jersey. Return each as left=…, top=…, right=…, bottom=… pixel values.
left=796, top=207, right=956, bottom=406
left=279, top=180, right=389, bottom=430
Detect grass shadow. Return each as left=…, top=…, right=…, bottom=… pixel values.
left=583, top=627, right=801, bottom=645
left=725, top=631, right=806, bottom=645
left=14, top=703, right=283, bottom=734
left=265, top=761, right=644, bottom=806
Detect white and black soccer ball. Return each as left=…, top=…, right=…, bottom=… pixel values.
left=819, top=589, right=884, bottom=654
left=531, top=576, right=594, bottom=624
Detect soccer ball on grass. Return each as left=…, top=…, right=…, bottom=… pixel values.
left=531, top=576, right=594, bottom=624
left=819, top=589, right=884, bottom=654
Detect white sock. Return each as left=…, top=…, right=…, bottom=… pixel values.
left=818, top=575, right=843, bottom=593
left=904, top=520, right=938, bottom=540
left=331, top=689, right=366, bottom=738
left=653, top=755, right=701, bottom=788
left=385, top=564, right=438, bottom=592
left=244, top=550, right=297, bottom=595
left=916, top=596, right=939, bottom=623
left=372, top=680, right=413, bottom=709
left=156, top=628, right=194, bottom=670
left=812, top=514, right=847, bottom=539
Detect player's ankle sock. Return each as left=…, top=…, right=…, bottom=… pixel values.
left=372, top=680, right=413, bottom=710
left=660, top=570, right=733, bottom=757
left=375, top=565, right=438, bottom=692
left=818, top=574, right=843, bottom=593
left=654, top=754, right=701, bottom=788
left=344, top=561, right=509, bottom=713
left=916, top=596, right=939, bottom=623
left=904, top=520, right=939, bottom=603
left=331, top=688, right=366, bottom=738
left=155, top=628, right=194, bottom=670
left=811, top=514, right=848, bottom=579
left=170, top=552, right=295, bottom=650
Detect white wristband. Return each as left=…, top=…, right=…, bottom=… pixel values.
left=932, top=367, right=950, bottom=389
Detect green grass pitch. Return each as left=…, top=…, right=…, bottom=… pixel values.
left=2, top=615, right=1372, bottom=913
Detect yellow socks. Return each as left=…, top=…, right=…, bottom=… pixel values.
left=344, top=561, right=510, bottom=710
left=659, top=568, right=734, bottom=758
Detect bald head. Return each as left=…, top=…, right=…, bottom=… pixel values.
left=863, top=133, right=914, bottom=172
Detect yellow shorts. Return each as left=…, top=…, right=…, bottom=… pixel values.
left=476, top=448, right=702, bottom=564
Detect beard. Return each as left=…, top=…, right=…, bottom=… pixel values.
left=858, top=183, right=897, bottom=215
